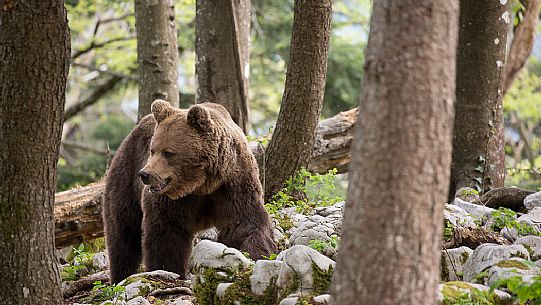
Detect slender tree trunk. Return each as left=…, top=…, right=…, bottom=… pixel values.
left=503, top=0, right=540, bottom=94
left=450, top=0, right=509, bottom=198
left=195, top=0, right=251, bottom=132
left=331, top=1, right=458, bottom=304
left=263, top=0, right=332, bottom=202
left=135, top=0, right=179, bottom=121
left=0, top=2, right=70, bottom=304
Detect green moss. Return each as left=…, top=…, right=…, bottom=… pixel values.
left=311, top=262, right=333, bottom=295
left=495, top=259, right=530, bottom=270
left=280, top=271, right=301, bottom=299
left=441, top=253, right=450, bottom=281
left=521, top=244, right=534, bottom=257
left=123, top=276, right=157, bottom=287
left=461, top=251, right=470, bottom=264
left=441, top=282, right=505, bottom=305
left=512, top=251, right=528, bottom=260
left=278, top=215, right=294, bottom=233
left=193, top=268, right=221, bottom=305
left=220, top=267, right=279, bottom=305
left=296, top=297, right=313, bottom=305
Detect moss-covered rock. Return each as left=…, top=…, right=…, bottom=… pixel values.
left=439, top=281, right=512, bottom=305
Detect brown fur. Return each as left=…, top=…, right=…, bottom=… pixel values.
left=103, top=100, right=276, bottom=283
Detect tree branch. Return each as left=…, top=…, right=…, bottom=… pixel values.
left=503, top=0, right=540, bottom=94
left=71, top=36, right=135, bottom=60
left=64, top=76, right=122, bottom=121
left=72, top=62, right=137, bottom=81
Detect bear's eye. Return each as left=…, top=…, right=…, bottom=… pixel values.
left=162, top=151, right=175, bottom=158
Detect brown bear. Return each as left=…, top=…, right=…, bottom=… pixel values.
left=103, top=100, right=276, bottom=283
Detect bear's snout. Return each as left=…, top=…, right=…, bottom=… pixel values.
left=139, top=170, right=150, bottom=185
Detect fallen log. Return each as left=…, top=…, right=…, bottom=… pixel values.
left=443, top=226, right=510, bottom=250
left=474, top=186, right=535, bottom=212
left=54, top=107, right=359, bottom=248
left=55, top=182, right=105, bottom=248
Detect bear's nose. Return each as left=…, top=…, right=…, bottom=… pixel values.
left=139, top=170, right=150, bottom=185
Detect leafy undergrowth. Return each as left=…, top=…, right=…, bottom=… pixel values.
left=264, top=168, right=345, bottom=215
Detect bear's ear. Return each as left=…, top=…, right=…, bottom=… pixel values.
left=151, top=99, right=175, bottom=124
left=187, top=105, right=214, bottom=133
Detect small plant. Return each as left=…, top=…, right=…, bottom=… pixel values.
left=91, top=280, right=126, bottom=304
left=443, top=220, right=454, bottom=241
left=494, top=275, right=541, bottom=304
left=61, top=264, right=86, bottom=281
left=490, top=207, right=540, bottom=237
left=461, top=188, right=480, bottom=197
left=265, top=168, right=344, bottom=215
left=72, top=243, right=94, bottom=265
left=61, top=243, right=95, bottom=281
left=308, top=236, right=339, bottom=253
left=442, top=282, right=500, bottom=305
left=262, top=253, right=278, bottom=260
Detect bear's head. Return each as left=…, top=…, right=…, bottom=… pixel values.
left=139, top=100, right=242, bottom=200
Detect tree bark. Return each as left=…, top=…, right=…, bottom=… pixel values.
left=331, top=1, right=458, bottom=304
left=264, top=0, right=332, bottom=202
left=52, top=108, right=358, bottom=248
left=135, top=0, right=179, bottom=121
left=503, top=0, right=540, bottom=94
left=0, top=1, right=70, bottom=304
left=195, top=0, right=251, bottom=132
left=450, top=0, right=510, bottom=199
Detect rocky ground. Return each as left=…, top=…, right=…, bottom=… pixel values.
left=61, top=188, right=541, bottom=305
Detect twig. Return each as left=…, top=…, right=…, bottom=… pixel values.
left=71, top=36, right=135, bottom=60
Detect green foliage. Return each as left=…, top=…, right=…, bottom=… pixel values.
left=444, top=220, right=454, bottom=241
left=442, top=282, right=501, bottom=305
left=61, top=264, right=86, bottom=281
left=91, top=280, right=126, bottom=304
left=503, top=67, right=541, bottom=189
left=490, top=207, right=540, bottom=237
left=262, top=253, right=278, bottom=260
left=495, top=275, right=541, bottom=304
left=62, top=244, right=94, bottom=281
left=308, top=236, right=339, bottom=253
left=57, top=113, right=134, bottom=191
left=264, top=168, right=344, bottom=215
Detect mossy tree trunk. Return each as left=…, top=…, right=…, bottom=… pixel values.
left=449, top=0, right=510, bottom=199
left=135, top=0, right=179, bottom=121
left=264, top=0, right=332, bottom=202
left=195, top=0, right=251, bottom=132
left=331, top=1, right=458, bottom=304
left=0, top=1, right=70, bottom=304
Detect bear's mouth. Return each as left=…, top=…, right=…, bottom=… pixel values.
left=149, top=178, right=171, bottom=193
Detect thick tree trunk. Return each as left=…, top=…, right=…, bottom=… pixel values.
left=135, top=0, right=179, bottom=121
left=195, top=0, right=251, bottom=132
left=264, top=0, right=332, bottom=202
left=331, top=1, right=458, bottom=304
left=52, top=108, right=357, bottom=248
left=450, top=0, right=509, bottom=199
left=0, top=2, right=70, bottom=304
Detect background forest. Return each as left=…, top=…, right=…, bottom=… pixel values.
left=60, top=0, right=541, bottom=192
left=60, top=0, right=363, bottom=191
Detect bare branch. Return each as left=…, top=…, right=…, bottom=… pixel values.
left=71, top=36, right=135, bottom=60
left=72, top=62, right=137, bottom=81
left=503, top=0, right=540, bottom=93
left=64, top=76, right=122, bottom=121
